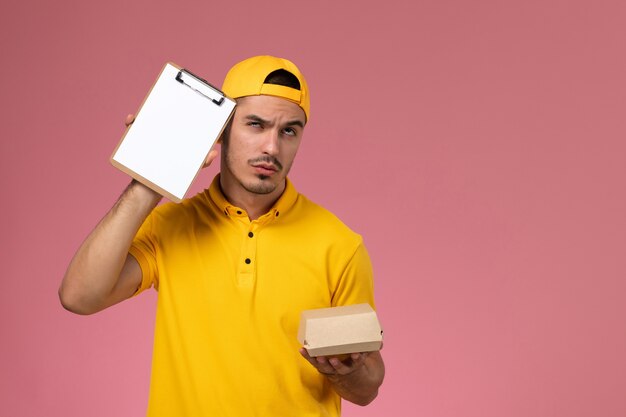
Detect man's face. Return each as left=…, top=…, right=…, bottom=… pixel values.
left=221, top=95, right=306, bottom=196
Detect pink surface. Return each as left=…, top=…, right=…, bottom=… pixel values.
left=2, top=1, right=625, bottom=416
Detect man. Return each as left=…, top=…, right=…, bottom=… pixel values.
left=60, top=55, right=384, bottom=416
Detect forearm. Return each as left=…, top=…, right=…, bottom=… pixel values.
left=324, top=351, right=385, bottom=406
left=59, top=180, right=161, bottom=314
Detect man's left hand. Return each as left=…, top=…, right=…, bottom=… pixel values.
left=299, top=348, right=368, bottom=377
left=299, top=347, right=385, bottom=406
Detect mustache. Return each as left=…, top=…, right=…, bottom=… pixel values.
left=248, top=155, right=283, bottom=172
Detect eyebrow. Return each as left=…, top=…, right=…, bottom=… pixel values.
left=245, top=114, right=305, bottom=129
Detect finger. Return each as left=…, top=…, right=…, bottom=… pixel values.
left=202, top=148, right=219, bottom=168
left=299, top=348, right=315, bottom=364
left=301, top=349, right=361, bottom=376
left=327, top=357, right=352, bottom=375
left=299, top=348, right=325, bottom=370
left=125, top=114, right=136, bottom=127
left=315, top=356, right=339, bottom=374
left=328, top=353, right=366, bottom=375
left=308, top=354, right=339, bottom=375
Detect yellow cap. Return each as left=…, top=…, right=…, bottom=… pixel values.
left=222, top=55, right=310, bottom=121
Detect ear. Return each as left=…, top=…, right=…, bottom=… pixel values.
left=202, top=148, right=219, bottom=168
left=125, top=114, right=136, bottom=126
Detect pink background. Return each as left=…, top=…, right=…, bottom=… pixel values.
left=2, top=0, right=625, bottom=416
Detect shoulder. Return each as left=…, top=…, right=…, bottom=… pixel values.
left=289, top=192, right=364, bottom=247
left=148, top=190, right=213, bottom=227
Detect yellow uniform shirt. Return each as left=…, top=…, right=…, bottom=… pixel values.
left=130, top=176, right=376, bottom=417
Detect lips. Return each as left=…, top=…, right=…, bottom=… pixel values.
left=252, top=163, right=277, bottom=172
left=249, top=156, right=283, bottom=175
left=252, top=163, right=278, bottom=176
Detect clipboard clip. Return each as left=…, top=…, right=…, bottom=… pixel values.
left=176, top=69, right=225, bottom=105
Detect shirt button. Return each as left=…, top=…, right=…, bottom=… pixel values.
left=248, top=232, right=254, bottom=238
left=245, top=258, right=251, bottom=264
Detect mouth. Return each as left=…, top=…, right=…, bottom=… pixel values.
left=251, top=163, right=278, bottom=176
left=249, top=156, right=283, bottom=176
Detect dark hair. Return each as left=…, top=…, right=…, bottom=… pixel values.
left=264, top=69, right=301, bottom=90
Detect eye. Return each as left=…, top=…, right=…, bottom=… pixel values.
left=247, top=121, right=262, bottom=128
left=283, top=127, right=297, bottom=136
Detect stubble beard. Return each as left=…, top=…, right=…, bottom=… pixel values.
left=221, top=129, right=289, bottom=195
left=224, top=151, right=282, bottom=195
left=243, top=175, right=278, bottom=195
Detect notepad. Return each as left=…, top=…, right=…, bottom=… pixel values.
left=111, top=62, right=236, bottom=202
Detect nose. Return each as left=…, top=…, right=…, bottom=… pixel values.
left=260, top=128, right=280, bottom=155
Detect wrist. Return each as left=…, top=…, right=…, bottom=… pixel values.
left=118, top=180, right=162, bottom=212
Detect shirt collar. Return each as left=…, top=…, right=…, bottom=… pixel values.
left=207, top=174, right=298, bottom=222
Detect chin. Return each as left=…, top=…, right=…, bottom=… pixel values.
left=244, top=179, right=278, bottom=195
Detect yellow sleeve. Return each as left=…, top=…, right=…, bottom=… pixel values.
left=331, top=239, right=376, bottom=309
left=129, top=213, right=160, bottom=295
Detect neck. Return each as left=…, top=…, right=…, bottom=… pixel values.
left=219, top=174, right=285, bottom=221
